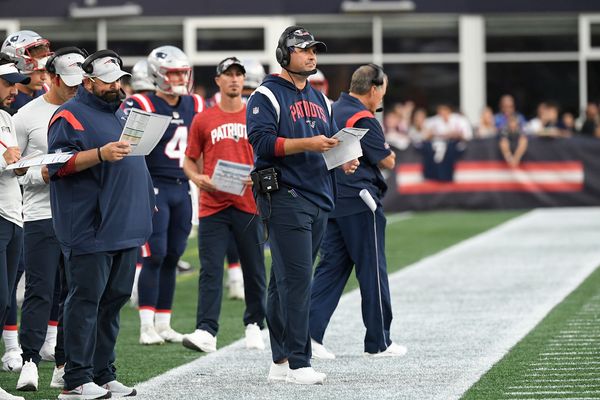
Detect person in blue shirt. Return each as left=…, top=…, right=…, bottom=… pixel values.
left=309, top=64, right=407, bottom=360
left=47, top=50, right=154, bottom=399
left=246, top=25, right=358, bottom=385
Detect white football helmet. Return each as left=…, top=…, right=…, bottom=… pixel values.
left=147, top=46, right=192, bottom=96
left=130, top=59, right=155, bottom=92
left=308, top=69, right=329, bottom=96
left=1, top=30, right=51, bottom=73
left=242, top=59, right=266, bottom=90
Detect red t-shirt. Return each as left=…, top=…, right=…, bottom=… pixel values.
left=186, top=104, right=257, bottom=218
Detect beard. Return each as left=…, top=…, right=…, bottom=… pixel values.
left=92, top=85, right=119, bottom=103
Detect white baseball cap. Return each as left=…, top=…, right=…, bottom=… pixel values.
left=52, top=52, right=85, bottom=87
left=87, top=56, right=130, bottom=83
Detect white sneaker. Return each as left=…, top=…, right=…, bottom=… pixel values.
left=227, top=279, right=245, bottom=300
left=245, top=323, right=265, bottom=350
left=15, top=360, right=37, bottom=391
left=286, top=367, right=326, bottom=385
left=1, top=349, right=22, bottom=373
left=139, top=325, right=164, bottom=345
left=155, top=324, right=183, bottom=343
left=50, top=366, right=65, bottom=389
left=182, top=329, right=216, bottom=353
left=101, top=380, right=136, bottom=397
left=367, top=342, right=408, bottom=357
left=311, top=339, right=335, bottom=360
left=0, top=386, right=24, bottom=400
left=58, top=382, right=110, bottom=399
left=39, top=340, right=56, bottom=362
left=267, top=362, right=288, bottom=382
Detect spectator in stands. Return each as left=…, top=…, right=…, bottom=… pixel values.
left=538, top=102, right=568, bottom=138
left=579, top=103, right=598, bottom=136
left=524, top=102, right=547, bottom=136
left=499, top=114, right=528, bottom=168
left=494, top=94, right=526, bottom=130
left=562, top=112, right=576, bottom=135
left=476, top=106, right=497, bottom=138
left=423, top=104, right=472, bottom=142
left=384, top=106, right=410, bottom=149
left=407, top=107, right=427, bottom=143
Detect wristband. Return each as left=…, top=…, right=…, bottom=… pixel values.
left=97, top=147, right=104, bottom=162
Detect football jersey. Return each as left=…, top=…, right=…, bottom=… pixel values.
left=186, top=104, right=257, bottom=218
left=122, top=92, right=204, bottom=180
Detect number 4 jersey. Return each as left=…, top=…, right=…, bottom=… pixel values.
left=122, top=92, right=205, bottom=180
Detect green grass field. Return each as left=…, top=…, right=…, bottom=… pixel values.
left=0, top=210, right=521, bottom=399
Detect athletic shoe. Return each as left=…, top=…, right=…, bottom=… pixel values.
left=267, top=362, right=288, bottom=382
left=286, top=367, right=326, bottom=385
left=227, top=279, right=245, bottom=300
left=139, top=325, right=164, bottom=345
left=182, top=329, right=216, bottom=353
left=311, top=339, right=335, bottom=360
left=1, top=349, right=22, bottom=373
left=101, top=380, right=136, bottom=397
left=57, top=382, right=110, bottom=399
left=155, top=325, right=183, bottom=343
left=39, top=340, right=55, bottom=362
left=16, top=360, right=37, bottom=391
left=245, top=323, right=265, bottom=350
left=176, top=260, right=192, bottom=274
left=366, top=342, right=408, bottom=357
left=0, top=386, right=24, bottom=400
left=50, top=366, right=65, bottom=389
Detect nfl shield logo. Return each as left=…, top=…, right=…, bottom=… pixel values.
left=252, top=107, right=259, bottom=115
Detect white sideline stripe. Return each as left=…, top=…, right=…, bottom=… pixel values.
left=136, top=208, right=600, bottom=400
left=399, top=170, right=583, bottom=185
left=385, top=212, right=412, bottom=224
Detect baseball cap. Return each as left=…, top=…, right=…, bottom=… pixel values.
left=52, top=52, right=85, bottom=87
left=0, top=58, right=31, bottom=85
left=216, top=57, right=246, bottom=76
left=285, top=28, right=327, bottom=53
left=87, top=56, right=130, bottom=83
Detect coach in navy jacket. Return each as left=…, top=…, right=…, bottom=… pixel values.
left=47, top=51, right=153, bottom=398
left=247, top=26, right=358, bottom=385
left=309, top=65, right=407, bottom=359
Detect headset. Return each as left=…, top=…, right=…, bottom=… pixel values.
left=368, top=63, right=385, bottom=87
left=46, top=47, right=87, bottom=75
left=275, top=25, right=303, bottom=68
left=81, top=49, right=122, bottom=75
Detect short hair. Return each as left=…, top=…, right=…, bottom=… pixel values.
left=350, top=65, right=387, bottom=95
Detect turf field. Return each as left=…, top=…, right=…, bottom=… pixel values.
left=0, top=210, right=522, bottom=399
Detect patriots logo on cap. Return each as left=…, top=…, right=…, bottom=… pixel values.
left=293, top=29, right=311, bottom=37
left=104, top=59, right=119, bottom=65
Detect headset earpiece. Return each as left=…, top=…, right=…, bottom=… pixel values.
left=368, top=63, right=384, bottom=86
left=276, top=26, right=303, bottom=68
left=81, top=49, right=122, bottom=75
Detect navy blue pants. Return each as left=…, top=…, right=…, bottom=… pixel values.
left=4, top=247, right=24, bottom=331
left=226, top=233, right=240, bottom=265
left=138, top=178, right=192, bottom=311
left=0, top=218, right=22, bottom=329
left=63, top=248, right=136, bottom=390
left=256, top=189, right=328, bottom=370
left=196, top=207, right=266, bottom=335
left=55, top=258, right=68, bottom=367
left=310, top=208, right=392, bottom=354
left=20, top=219, right=64, bottom=364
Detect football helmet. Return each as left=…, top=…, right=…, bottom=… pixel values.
left=242, top=59, right=266, bottom=90
left=308, top=69, right=329, bottom=96
left=147, top=46, right=192, bottom=96
left=131, top=59, right=155, bottom=92
left=1, top=30, right=51, bottom=73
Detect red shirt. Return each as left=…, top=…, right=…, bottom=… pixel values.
left=186, top=104, right=256, bottom=218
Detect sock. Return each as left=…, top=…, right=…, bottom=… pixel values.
left=45, top=324, right=58, bottom=345
left=139, top=308, right=155, bottom=328
left=2, top=328, right=19, bottom=352
left=228, top=264, right=243, bottom=283
left=155, top=311, right=171, bottom=327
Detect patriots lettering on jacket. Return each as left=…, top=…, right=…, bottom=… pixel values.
left=289, top=100, right=327, bottom=123
left=211, top=123, right=247, bottom=144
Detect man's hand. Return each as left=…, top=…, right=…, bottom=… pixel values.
left=243, top=176, right=253, bottom=187
left=41, top=165, right=49, bottom=183
left=307, top=135, right=339, bottom=153
left=191, top=174, right=217, bottom=192
left=2, top=147, right=20, bottom=165
left=100, top=141, right=131, bottom=162
left=342, top=159, right=360, bottom=175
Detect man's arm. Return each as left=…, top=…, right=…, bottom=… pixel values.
left=183, top=155, right=216, bottom=192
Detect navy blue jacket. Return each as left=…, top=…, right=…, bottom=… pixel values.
left=48, top=86, right=155, bottom=257
left=247, top=75, right=337, bottom=211
left=331, top=92, right=391, bottom=218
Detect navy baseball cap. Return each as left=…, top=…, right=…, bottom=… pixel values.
left=216, top=57, right=246, bottom=76
left=285, top=27, right=327, bottom=53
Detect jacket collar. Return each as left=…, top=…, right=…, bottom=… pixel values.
left=75, top=85, right=122, bottom=113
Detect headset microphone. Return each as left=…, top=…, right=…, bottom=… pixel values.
left=359, top=189, right=377, bottom=212
left=284, top=67, right=317, bottom=77
left=118, top=88, right=127, bottom=101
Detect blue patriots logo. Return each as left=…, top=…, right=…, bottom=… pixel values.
left=156, top=52, right=167, bottom=59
